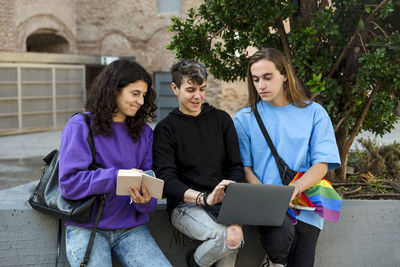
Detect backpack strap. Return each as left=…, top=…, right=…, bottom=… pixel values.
left=253, top=106, right=295, bottom=185
left=61, top=112, right=106, bottom=267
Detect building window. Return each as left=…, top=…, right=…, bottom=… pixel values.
left=154, top=72, right=178, bottom=122
left=157, top=0, right=182, bottom=14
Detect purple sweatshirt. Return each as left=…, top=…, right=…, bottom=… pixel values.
left=59, top=113, right=156, bottom=230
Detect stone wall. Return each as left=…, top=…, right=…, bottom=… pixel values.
left=13, top=0, right=77, bottom=52
left=0, top=0, right=202, bottom=72
left=0, top=0, right=250, bottom=116
left=0, top=0, right=16, bottom=51
left=220, top=80, right=249, bottom=116
left=75, top=0, right=202, bottom=73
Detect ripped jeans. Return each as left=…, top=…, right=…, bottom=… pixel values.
left=171, top=203, right=242, bottom=267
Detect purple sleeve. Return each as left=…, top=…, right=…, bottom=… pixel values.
left=132, top=197, right=157, bottom=213
left=59, top=120, right=118, bottom=200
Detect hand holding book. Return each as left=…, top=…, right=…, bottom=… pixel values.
left=116, top=169, right=164, bottom=199
left=129, top=182, right=152, bottom=204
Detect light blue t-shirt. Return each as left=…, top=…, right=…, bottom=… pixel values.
left=233, top=100, right=341, bottom=229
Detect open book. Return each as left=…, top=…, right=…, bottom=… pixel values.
left=116, top=169, right=164, bottom=199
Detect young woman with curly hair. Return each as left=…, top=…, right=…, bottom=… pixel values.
left=59, top=59, right=171, bottom=267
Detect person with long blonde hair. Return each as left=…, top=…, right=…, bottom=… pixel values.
left=234, top=48, right=341, bottom=267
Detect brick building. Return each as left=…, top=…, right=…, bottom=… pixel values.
left=0, top=0, right=248, bottom=135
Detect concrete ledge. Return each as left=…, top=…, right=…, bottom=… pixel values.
left=1, top=181, right=399, bottom=266
left=315, top=200, right=400, bottom=266
left=0, top=52, right=102, bottom=65
left=0, top=182, right=69, bottom=266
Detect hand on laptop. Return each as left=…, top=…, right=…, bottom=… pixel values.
left=207, top=179, right=236, bottom=205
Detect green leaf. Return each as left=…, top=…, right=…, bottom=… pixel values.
left=306, top=80, right=315, bottom=86
left=359, top=19, right=365, bottom=32
left=310, top=86, right=318, bottom=93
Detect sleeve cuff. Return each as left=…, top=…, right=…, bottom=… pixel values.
left=132, top=197, right=157, bottom=213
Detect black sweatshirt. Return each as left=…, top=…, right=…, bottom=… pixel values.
left=153, top=103, right=244, bottom=216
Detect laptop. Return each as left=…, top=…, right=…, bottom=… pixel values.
left=216, top=183, right=294, bottom=226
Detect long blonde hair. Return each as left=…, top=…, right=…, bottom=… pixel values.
left=247, top=48, right=309, bottom=110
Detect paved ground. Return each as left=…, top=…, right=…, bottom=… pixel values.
left=0, top=130, right=61, bottom=190
left=0, top=121, right=398, bottom=191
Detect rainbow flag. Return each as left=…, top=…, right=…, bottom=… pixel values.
left=290, top=172, right=342, bottom=222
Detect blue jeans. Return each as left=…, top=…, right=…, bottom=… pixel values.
left=171, top=203, right=242, bottom=267
left=65, top=224, right=171, bottom=267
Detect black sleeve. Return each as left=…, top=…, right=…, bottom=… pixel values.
left=153, top=121, right=189, bottom=201
left=221, top=111, right=245, bottom=183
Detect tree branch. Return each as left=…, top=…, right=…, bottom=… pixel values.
left=276, top=19, right=293, bottom=63
left=334, top=106, right=353, bottom=134
left=387, top=180, right=400, bottom=193
left=341, top=186, right=362, bottom=195
left=207, top=17, right=243, bottom=43
left=327, top=35, right=356, bottom=78
left=366, top=0, right=388, bottom=22
left=327, top=0, right=388, bottom=78
left=356, top=33, right=368, bottom=53
left=343, top=84, right=380, bottom=156
left=333, top=182, right=392, bottom=189
left=276, top=19, right=306, bottom=94
left=369, top=20, right=388, bottom=38
left=310, top=92, right=318, bottom=101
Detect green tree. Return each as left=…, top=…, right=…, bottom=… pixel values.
left=167, top=0, right=400, bottom=182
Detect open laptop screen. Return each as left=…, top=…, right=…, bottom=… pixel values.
left=216, top=183, right=294, bottom=226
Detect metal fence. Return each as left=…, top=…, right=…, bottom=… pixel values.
left=0, top=63, right=85, bottom=135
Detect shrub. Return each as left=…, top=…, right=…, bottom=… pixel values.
left=350, top=138, right=400, bottom=180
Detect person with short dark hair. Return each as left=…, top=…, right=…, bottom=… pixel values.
left=153, top=59, right=245, bottom=267
left=59, top=59, right=171, bottom=267
left=234, top=48, right=341, bottom=267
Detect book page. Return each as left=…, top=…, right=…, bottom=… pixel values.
left=141, top=173, right=164, bottom=199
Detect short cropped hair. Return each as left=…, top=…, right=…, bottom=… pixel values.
left=170, top=59, right=208, bottom=88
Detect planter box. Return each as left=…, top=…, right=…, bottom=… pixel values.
left=315, top=199, right=400, bottom=266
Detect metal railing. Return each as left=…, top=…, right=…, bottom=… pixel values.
left=0, top=63, right=85, bottom=135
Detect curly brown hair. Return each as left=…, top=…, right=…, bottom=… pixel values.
left=85, top=59, right=156, bottom=142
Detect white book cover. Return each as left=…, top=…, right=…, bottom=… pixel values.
left=116, top=169, right=164, bottom=199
